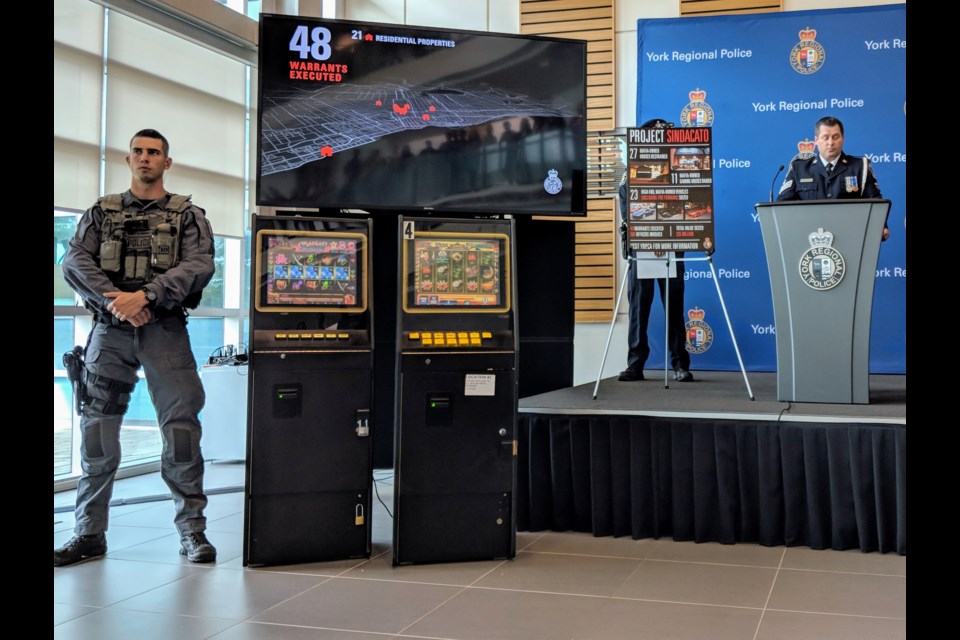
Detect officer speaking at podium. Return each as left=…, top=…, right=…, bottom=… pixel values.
left=55, top=129, right=218, bottom=567
left=777, top=115, right=889, bottom=242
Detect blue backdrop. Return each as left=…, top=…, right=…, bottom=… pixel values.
left=635, top=4, right=905, bottom=373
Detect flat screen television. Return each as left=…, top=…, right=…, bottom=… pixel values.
left=256, top=14, right=587, bottom=216
left=402, top=232, right=511, bottom=313
left=254, top=229, right=367, bottom=313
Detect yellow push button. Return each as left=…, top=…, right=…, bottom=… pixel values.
left=275, top=333, right=287, bottom=340
left=312, top=333, right=324, bottom=340
left=481, top=332, right=493, bottom=339
left=410, top=332, right=421, bottom=340
left=470, top=338, right=481, bottom=346
left=338, top=333, right=349, bottom=340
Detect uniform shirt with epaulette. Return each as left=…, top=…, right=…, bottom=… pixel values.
left=777, top=152, right=882, bottom=201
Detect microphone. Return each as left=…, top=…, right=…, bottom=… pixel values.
left=769, top=164, right=785, bottom=202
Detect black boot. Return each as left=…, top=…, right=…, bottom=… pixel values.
left=180, top=532, right=217, bottom=563
left=54, top=533, right=107, bottom=567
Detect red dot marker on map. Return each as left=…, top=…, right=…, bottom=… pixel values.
left=364, top=33, right=373, bottom=41
left=320, top=145, right=334, bottom=157
left=375, top=100, right=382, bottom=106
left=429, top=105, right=436, bottom=112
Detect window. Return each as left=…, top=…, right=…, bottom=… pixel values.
left=54, top=211, right=80, bottom=306
left=53, top=318, right=76, bottom=477
left=54, top=0, right=253, bottom=485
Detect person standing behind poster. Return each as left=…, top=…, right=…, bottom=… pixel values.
left=617, top=176, right=693, bottom=382
left=777, top=116, right=890, bottom=241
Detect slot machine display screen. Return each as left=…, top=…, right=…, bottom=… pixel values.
left=255, top=230, right=367, bottom=313
left=403, top=232, right=510, bottom=313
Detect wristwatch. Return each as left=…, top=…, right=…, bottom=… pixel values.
left=141, top=287, right=157, bottom=309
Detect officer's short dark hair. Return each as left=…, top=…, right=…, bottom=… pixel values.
left=814, top=116, right=844, bottom=138
left=130, top=129, right=170, bottom=156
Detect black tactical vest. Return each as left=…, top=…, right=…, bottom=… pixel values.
left=97, top=193, right=192, bottom=294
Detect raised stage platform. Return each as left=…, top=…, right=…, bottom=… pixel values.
left=516, top=371, right=906, bottom=555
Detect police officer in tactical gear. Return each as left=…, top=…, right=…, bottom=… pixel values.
left=55, top=129, right=218, bottom=567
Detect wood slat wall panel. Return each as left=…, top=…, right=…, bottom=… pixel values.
left=576, top=276, right=614, bottom=287
left=522, top=20, right=612, bottom=35
left=574, top=287, right=615, bottom=298
left=680, top=0, right=781, bottom=15
left=574, top=255, right=610, bottom=267
left=522, top=7, right=612, bottom=22
left=577, top=241, right=610, bottom=256
left=590, top=50, right=613, bottom=63
left=576, top=221, right=614, bottom=233
left=525, top=28, right=611, bottom=41
left=588, top=62, right=614, bottom=76
left=577, top=310, right=614, bottom=322
left=521, top=0, right=616, bottom=322
left=587, top=96, right=614, bottom=108
left=521, top=0, right=610, bottom=12
left=575, top=265, right=614, bottom=277
left=573, top=298, right=613, bottom=312
left=587, top=108, right=613, bottom=121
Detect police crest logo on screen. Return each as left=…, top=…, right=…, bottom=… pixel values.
left=799, top=228, right=846, bottom=291
left=543, top=169, right=563, bottom=195
left=685, top=307, right=714, bottom=354
left=679, top=89, right=715, bottom=128
left=790, top=28, right=825, bottom=75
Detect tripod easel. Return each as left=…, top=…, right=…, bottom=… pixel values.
left=592, top=250, right=754, bottom=401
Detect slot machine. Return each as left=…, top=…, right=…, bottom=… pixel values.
left=393, top=216, right=518, bottom=565
left=244, top=214, right=373, bottom=566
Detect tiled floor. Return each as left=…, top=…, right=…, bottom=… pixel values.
left=54, top=462, right=907, bottom=640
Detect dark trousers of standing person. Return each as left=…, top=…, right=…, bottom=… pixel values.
left=625, top=258, right=690, bottom=373
left=73, top=316, right=209, bottom=537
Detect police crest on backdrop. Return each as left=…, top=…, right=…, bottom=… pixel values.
left=796, top=139, right=816, bottom=160
left=679, top=89, right=715, bottom=128
left=684, top=307, right=714, bottom=355
left=791, top=28, right=826, bottom=75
